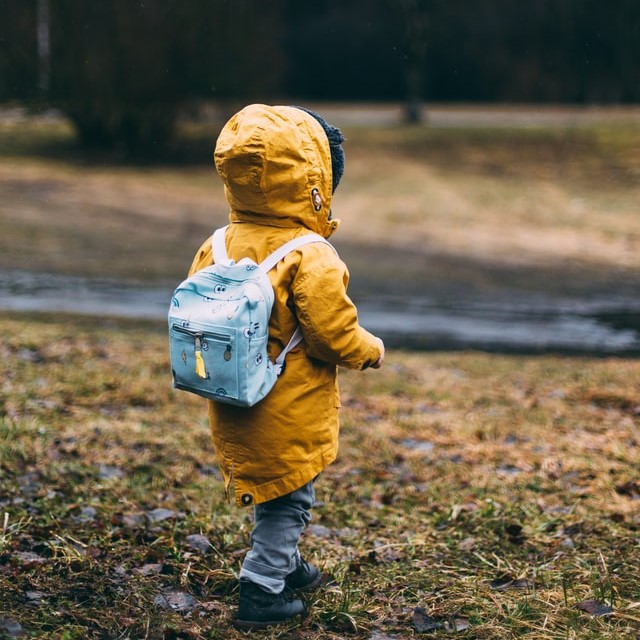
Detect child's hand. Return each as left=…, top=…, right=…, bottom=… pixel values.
left=370, top=337, right=385, bottom=369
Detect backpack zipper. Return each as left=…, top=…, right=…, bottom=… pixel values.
left=171, top=324, right=233, bottom=378
left=171, top=323, right=231, bottom=343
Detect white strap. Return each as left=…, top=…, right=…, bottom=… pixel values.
left=211, top=226, right=331, bottom=271
left=211, top=225, right=230, bottom=263
left=259, top=233, right=330, bottom=273
left=273, top=326, right=303, bottom=375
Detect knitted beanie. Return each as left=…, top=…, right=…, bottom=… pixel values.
left=295, top=106, right=345, bottom=193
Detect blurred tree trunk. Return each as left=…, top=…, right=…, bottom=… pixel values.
left=47, top=0, right=286, bottom=158
left=396, top=0, right=429, bottom=123
left=49, top=0, right=183, bottom=156
left=36, top=0, right=50, bottom=96
left=0, top=0, right=39, bottom=101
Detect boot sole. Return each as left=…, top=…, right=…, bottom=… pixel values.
left=233, top=612, right=305, bottom=631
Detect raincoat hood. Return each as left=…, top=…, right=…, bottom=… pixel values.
left=214, top=104, right=340, bottom=238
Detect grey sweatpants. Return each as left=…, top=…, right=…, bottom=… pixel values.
left=239, top=479, right=315, bottom=594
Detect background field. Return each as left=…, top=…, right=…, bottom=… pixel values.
left=1, top=105, right=640, bottom=301
left=0, top=107, right=639, bottom=639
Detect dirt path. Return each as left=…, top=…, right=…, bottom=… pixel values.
left=292, top=103, right=640, bottom=128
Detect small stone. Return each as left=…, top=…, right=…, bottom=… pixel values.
left=122, top=512, right=146, bottom=528
left=146, top=508, right=176, bottom=523
left=576, top=599, right=613, bottom=617
left=14, top=551, right=47, bottom=566
left=75, top=506, right=97, bottom=522
left=135, top=563, right=164, bottom=576
left=0, top=618, right=23, bottom=637
left=154, top=590, right=198, bottom=612
left=459, top=536, right=476, bottom=552
left=98, top=465, right=125, bottom=480
left=184, top=534, right=211, bottom=554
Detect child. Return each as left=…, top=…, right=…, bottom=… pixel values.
left=187, top=104, right=385, bottom=630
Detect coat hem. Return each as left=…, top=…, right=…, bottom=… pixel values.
left=233, top=445, right=337, bottom=507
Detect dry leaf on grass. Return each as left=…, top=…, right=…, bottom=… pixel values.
left=490, top=574, right=535, bottom=591
left=412, top=607, right=470, bottom=633
left=576, top=599, right=614, bottom=617
left=154, top=590, right=199, bottom=613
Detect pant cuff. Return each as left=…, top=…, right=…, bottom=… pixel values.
left=240, top=560, right=288, bottom=594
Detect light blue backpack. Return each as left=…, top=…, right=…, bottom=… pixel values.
left=169, top=225, right=330, bottom=406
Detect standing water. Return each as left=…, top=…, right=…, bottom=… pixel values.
left=1, top=270, right=639, bottom=355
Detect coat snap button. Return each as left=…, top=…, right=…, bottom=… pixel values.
left=311, top=188, right=322, bottom=211
left=241, top=493, right=253, bottom=506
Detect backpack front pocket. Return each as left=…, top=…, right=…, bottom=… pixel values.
left=170, top=323, right=239, bottom=401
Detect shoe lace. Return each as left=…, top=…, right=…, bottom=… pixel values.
left=282, top=585, right=297, bottom=603
left=298, top=557, right=311, bottom=575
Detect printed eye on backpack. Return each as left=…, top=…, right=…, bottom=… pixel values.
left=168, top=226, right=331, bottom=407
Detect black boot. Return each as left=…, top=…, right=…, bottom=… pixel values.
left=234, top=579, right=305, bottom=630
left=285, top=557, right=325, bottom=593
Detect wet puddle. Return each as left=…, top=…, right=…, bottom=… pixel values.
left=1, top=270, right=639, bottom=355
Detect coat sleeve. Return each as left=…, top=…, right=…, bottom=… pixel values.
left=291, top=248, right=382, bottom=370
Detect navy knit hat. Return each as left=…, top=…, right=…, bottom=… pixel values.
left=295, top=106, right=345, bottom=193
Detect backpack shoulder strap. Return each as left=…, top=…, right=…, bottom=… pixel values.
left=211, top=225, right=230, bottom=263
left=273, top=326, right=303, bottom=375
left=260, top=233, right=334, bottom=375
left=259, top=233, right=332, bottom=273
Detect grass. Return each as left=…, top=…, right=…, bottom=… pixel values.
left=0, top=311, right=639, bottom=639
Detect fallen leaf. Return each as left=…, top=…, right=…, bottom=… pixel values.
left=401, top=439, right=435, bottom=453
left=184, top=534, right=212, bottom=554
left=490, top=574, right=534, bottom=591
left=135, top=563, right=164, bottom=576
left=0, top=618, right=23, bottom=637
left=98, top=464, right=125, bottom=480
left=199, top=600, right=225, bottom=613
left=576, top=599, right=613, bottom=617
left=444, top=616, right=470, bottom=632
left=73, top=506, right=97, bottom=522
left=367, top=545, right=404, bottom=565
left=412, top=607, right=443, bottom=633
left=13, top=551, right=47, bottom=566
left=496, top=464, right=526, bottom=476
left=154, top=590, right=198, bottom=612
left=146, top=508, right=176, bottom=523
left=458, top=536, right=476, bottom=552
left=120, top=512, right=146, bottom=528
left=307, top=524, right=333, bottom=538
left=412, top=608, right=470, bottom=634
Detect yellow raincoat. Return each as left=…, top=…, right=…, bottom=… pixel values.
left=189, top=104, right=382, bottom=507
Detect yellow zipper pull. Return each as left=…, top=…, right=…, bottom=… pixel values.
left=194, top=336, right=206, bottom=378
